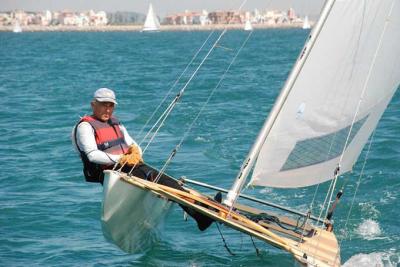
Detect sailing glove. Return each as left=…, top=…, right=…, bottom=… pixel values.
left=119, top=145, right=143, bottom=166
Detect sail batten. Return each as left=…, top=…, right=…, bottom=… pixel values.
left=249, top=0, right=400, bottom=188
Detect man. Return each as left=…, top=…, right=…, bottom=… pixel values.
left=72, top=88, right=215, bottom=231
left=72, top=88, right=142, bottom=184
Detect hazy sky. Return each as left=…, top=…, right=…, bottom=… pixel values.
left=0, top=0, right=324, bottom=17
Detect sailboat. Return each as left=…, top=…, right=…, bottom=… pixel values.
left=102, top=0, right=400, bottom=265
left=244, top=19, right=253, bottom=31
left=244, top=11, right=253, bottom=31
left=302, top=15, right=311, bottom=29
left=142, top=3, right=160, bottom=32
left=13, top=20, right=22, bottom=33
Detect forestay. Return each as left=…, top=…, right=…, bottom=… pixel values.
left=251, top=0, right=400, bottom=188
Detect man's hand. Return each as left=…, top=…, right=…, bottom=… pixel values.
left=119, top=145, right=143, bottom=166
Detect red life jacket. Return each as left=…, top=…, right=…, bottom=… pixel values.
left=74, top=115, right=129, bottom=183
left=80, top=115, right=129, bottom=155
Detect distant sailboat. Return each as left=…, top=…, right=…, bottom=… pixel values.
left=244, top=19, right=253, bottom=31
left=13, top=21, right=22, bottom=33
left=302, top=15, right=311, bottom=29
left=142, top=3, right=160, bottom=32
left=244, top=11, right=253, bottom=31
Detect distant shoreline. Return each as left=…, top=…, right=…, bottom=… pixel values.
left=0, top=23, right=305, bottom=32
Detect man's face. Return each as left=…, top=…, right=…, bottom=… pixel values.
left=91, top=101, right=115, bottom=122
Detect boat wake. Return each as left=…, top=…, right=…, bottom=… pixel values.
left=356, top=219, right=382, bottom=240
left=342, top=251, right=399, bottom=267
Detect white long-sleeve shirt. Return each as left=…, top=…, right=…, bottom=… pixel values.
left=72, top=121, right=141, bottom=166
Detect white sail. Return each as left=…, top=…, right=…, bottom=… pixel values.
left=302, top=16, right=311, bottom=29
left=250, top=0, right=400, bottom=188
left=244, top=19, right=253, bottom=31
left=142, top=3, right=160, bottom=32
left=13, top=21, right=22, bottom=33
left=244, top=11, right=253, bottom=31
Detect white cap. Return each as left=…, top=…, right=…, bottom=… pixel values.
left=93, top=88, right=117, bottom=104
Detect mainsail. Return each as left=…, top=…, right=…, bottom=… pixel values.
left=248, top=0, right=400, bottom=188
left=143, top=3, right=160, bottom=32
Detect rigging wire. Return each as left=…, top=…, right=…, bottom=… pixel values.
left=341, top=130, right=375, bottom=240
left=317, top=4, right=367, bottom=223
left=136, top=0, right=249, bottom=156
left=310, top=133, right=340, bottom=226
left=111, top=29, right=227, bottom=173
left=329, top=131, right=376, bottom=265
left=216, top=223, right=236, bottom=256
left=306, top=0, right=369, bottom=223
left=138, top=30, right=216, bottom=145
left=139, top=29, right=227, bottom=158
left=153, top=31, right=254, bottom=183
left=250, top=236, right=261, bottom=256
left=117, top=0, right=250, bottom=175
left=310, top=2, right=395, bottom=263
left=137, top=0, right=249, bottom=157
left=325, top=0, right=393, bottom=221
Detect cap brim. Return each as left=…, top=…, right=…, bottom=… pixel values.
left=95, top=97, right=117, bottom=104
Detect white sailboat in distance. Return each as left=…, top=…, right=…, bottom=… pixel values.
left=13, top=20, right=22, bottom=33
left=101, top=0, right=400, bottom=265
left=244, top=19, right=253, bottom=31
left=142, top=3, right=160, bottom=32
left=302, top=15, right=311, bottom=29
left=244, top=12, right=253, bottom=31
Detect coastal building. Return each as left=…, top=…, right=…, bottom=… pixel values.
left=287, top=8, right=296, bottom=21
left=11, top=10, right=29, bottom=25
left=56, top=10, right=107, bottom=26
left=164, top=10, right=205, bottom=25
left=33, top=10, right=52, bottom=26
left=0, top=13, right=12, bottom=25
left=208, top=11, right=242, bottom=24
left=91, top=11, right=108, bottom=26
left=200, top=10, right=211, bottom=25
left=162, top=8, right=297, bottom=26
left=0, top=7, right=300, bottom=28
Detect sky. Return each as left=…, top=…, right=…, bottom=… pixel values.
left=0, top=0, right=325, bottom=17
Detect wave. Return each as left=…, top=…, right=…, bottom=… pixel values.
left=343, top=251, right=399, bottom=267
left=356, top=219, right=382, bottom=240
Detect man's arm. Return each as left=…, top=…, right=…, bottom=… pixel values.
left=120, top=125, right=142, bottom=156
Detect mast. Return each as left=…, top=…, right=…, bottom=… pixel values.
left=223, top=0, right=337, bottom=207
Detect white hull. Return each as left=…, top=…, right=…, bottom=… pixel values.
left=141, top=27, right=159, bottom=32
left=13, top=23, right=22, bottom=33
left=101, top=170, right=172, bottom=253
left=244, top=20, right=253, bottom=31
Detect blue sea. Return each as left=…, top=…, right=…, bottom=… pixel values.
left=0, top=29, right=399, bottom=266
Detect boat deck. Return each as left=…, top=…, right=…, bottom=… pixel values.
left=120, top=174, right=340, bottom=267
